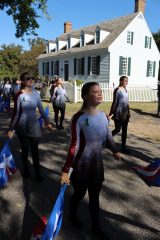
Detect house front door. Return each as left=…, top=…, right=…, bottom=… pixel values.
left=64, top=63, right=69, bottom=81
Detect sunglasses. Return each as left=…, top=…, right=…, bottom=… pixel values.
left=24, top=77, right=35, bottom=81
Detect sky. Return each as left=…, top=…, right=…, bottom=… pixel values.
left=0, top=0, right=160, bottom=50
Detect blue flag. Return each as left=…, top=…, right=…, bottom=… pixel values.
left=0, top=141, right=16, bottom=188
left=41, top=184, right=67, bottom=240
left=38, top=105, right=49, bottom=128
left=133, top=158, right=160, bottom=186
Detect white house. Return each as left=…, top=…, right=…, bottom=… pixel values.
left=37, top=1, right=160, bottom=88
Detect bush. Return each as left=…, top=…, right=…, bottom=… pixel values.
left=69, top=79, right=84, bottom=86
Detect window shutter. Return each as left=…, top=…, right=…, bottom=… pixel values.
left=153, top=61, right=156, bottom=77
left=146, top=61, right=150, bottom=77
left=96, top=55, right=101, bottom=75
left=47, top=62, right=49, bottom=75
left=81, top=57, right=85, bottom=75
left=119, top=56, right=123, bottom=75
left=51, top=61, right=53, bottom=76
left=145, top=36, right=148, bottom=48
left=127, top=57, right=131, bottom=76
left=131, top=32, right=134, bottom=45
left=74, top=58, right=77, bottom=75
left=88, top=57, right=91, bottom=75
left=149, top=37, right=152, bottom=49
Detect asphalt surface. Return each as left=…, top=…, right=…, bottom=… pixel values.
left=0, top=109, right=160, bottom=240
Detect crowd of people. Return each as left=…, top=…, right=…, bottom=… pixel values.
left=0, top=72, right=159, bottom=240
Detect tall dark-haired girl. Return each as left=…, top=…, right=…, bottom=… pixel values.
left=109, top=76, right=130, bottom=153
left=61, top=82, right=121, bottom=240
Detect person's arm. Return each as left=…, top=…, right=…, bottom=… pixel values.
left=37, top=94, right=50, bottom=127
left=8, top=92, right=22, bottom=135
left=106, top=125, right=121, bottom=160
left=61, top=113, right=82, bottom=184
left=64, top=89, right=71, bottom=103
left=109, top=88, right=119, bottom=117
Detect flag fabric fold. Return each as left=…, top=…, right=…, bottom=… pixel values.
left=0, top=140, right=16, bottom=188
left=133, top=159, right=160, bottom=186
left=38, top=105, right=50, bottom=128
left=41, top=184, right=67, bottom=240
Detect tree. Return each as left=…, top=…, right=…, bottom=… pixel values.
left=0, top=0, right=49, bottom=38
left=153, top=30, right=160, bottom=51
left=0, top=44, right=23, bottom=79
left=19, top=37, right=46, bottom=76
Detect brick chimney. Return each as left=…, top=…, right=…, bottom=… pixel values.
left=135, top=0, right=146, bottom=14
left=64, top=22, right=72, bottom=33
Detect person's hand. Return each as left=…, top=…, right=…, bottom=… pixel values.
left=8, top=130, right=15, bottom=139
left=61, top=172, right=70, bottom=185
left=47, top=123, right=53, bottom=131
left=113, top=152, right=121, bottom=161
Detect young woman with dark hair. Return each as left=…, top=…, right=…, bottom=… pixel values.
left=109, top=76, right=130, bottom=153
left=8, top=72, right=52, bottom=181
left=61, top=82, right=121, bottom=240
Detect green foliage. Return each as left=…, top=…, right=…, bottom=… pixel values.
left=0, top=44, right=22, bottom=79
left=19, top=37, right=46, bottom=77
left=0, top=38, right=46, bottom=79
left=0, top=0, right=49, bottom=38
left=153, top=30, right=160, bottom=51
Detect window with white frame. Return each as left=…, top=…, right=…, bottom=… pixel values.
left=146, top=61, right=156, bottom=77
left=127, top=31, right=134, bottom=44
left=119, top=56, right=131, bottom=76
left=88, top=56, right=100, bottom=75
left=145, top=36, right=152, bottom=49
left=74, top=58, right=85, bottom=75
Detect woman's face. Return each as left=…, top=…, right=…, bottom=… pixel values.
left=121, top=78, right=128, bottom=88
left=85, top=84, right=103, bottom=106
left=23, top=77, right=35, bottom=87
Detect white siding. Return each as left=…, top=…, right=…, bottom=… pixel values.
left=109, top=13, right=160, bottom=88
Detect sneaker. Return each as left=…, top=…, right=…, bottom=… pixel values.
left=91, top=227, right=110, bottom=240
left=70, top=215, right=83, bottom=228
left=121, top=147, right=130, bottom=154
left=36, top=175, right=45, bottom=182
left=58, top=125, right=64, bottom=130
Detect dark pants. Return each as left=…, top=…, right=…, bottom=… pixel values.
left=17, top=134, right=41, bottom=177
left=112, top=119, right=128, bottom=148
left=70, top=179, right=102, bottom=228
left=54, top=105, right=65, bottom=127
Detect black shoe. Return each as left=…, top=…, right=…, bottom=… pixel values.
left=36, top=174, right=45, bottom=182
left=70, top=215, right=83, bottom=228
left=91, top=227, right=110, bottom=240
left=121, top=147, right=130, bottom=154
left=58, top=125, right=64, bottom=130
left=22, top=171, right=31, bottom=179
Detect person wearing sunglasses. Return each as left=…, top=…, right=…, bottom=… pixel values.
left=8, top=72, right=52, bottom=181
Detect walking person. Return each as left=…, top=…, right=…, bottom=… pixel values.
left=8, top=72, right=52, bottom=181
left=61, top=82, right=121, bottom=240
left=51, top=77, right=70, bottom=129
left=108, top=75, right=130, bottom=153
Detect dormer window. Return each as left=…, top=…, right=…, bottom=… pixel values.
left=96, top=30, right=100, bottom=44
left=68, top=37, right=71, bottom=49
left=81, top=33, right=85, bottom=46
left=127, top=31, right=134, bottom=45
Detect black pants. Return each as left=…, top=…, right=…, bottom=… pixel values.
left=17, top=134, right=40, bottom=177
left=70, top=179, right=102, bottom=228
left=112, top=119, right=128, bottom=148
left=54, top=105, right=65, bottom=126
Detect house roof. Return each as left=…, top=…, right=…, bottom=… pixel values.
left=37, top=12, right=139, bottom=60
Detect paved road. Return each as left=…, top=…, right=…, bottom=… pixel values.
left=0, top=109, right=160, bottom=240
